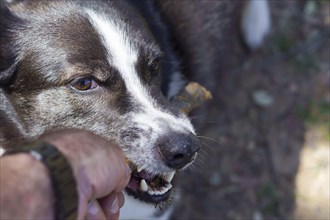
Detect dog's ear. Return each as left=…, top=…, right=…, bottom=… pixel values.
left=0, top=1, right=23, bottom=87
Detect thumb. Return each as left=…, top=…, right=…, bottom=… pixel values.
left=98, top=192, right=125, bottom=220
left=86, top=200, right=106, bottom=220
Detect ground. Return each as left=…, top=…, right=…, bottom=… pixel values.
left=171, top=1, right=330, bottom=220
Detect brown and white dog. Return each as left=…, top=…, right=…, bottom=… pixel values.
left=0, top=0, right=270, bottom=219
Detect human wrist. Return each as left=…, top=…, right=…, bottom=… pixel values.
left=1, top=141, right=79, bottom=220
left=0, top=153, right=54, bottom=219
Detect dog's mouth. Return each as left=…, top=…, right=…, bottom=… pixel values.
left=125, top=163, right=176, bottom=204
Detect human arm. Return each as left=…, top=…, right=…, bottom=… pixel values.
left=0, top=129, right=131, bottom=220
left=0, top=153, right=54, bottom=219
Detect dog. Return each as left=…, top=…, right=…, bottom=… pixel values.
left=0, top=0, right=270, bottom=219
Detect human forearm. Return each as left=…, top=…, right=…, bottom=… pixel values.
left=0, top=130, right=131, bottom=220
left=0, top=153, right=54, bottom=219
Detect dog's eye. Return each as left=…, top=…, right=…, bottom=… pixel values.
left=70, top=78, right=98, bottom=91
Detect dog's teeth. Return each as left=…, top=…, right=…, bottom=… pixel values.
left=151, top=188, right=163, bottom=196
left=137, top=164, right=146, bottom=173
left=154, top=189, right=165, bottom=195
left=147, top=189, right=155, bottom=195
left=159, top=186, right=170, bottom=194
left=165, top=183, right=172, bottom=190
left=163, top=171, right=175, bottom=182
left=153, top=190, right=160, bottom=195
left=140, top=179, right=148, bottom=192
left=150, top=184, right=172, bottom=196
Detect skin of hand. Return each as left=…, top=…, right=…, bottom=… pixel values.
left=41, top=129, right=132, bottom=220
left=0, top=153, right=55, bottom=219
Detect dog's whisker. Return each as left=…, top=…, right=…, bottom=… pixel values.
left=188, top=115, right=218, bottom=123
left=197, top=135, right=219, bottom=143
left=197, top=136, right=221, bottom=148
left=194, top=156, right=207, bottom=169
left=184, top=161, right=200, bottom=173
left=196, top=151, right=208, bottom=162
left=201, top=141, right=212, bottom=148
left=196, top=155, right=207, bottom=168
left=193, top=120, right=218, bottom=125
left=188, top=115, right=207, bottom=120
left=195, top=157, right=208, bottom=170
left=199, top=147, right=212, bottom=158
left=196, top=151, right=206, bottom=159
left=186, top=164, right=201, bottom=175
left=200, top=141, right=217, bottom=152
left=188, top=114, right=204, bottom=118
left=191, top=157, right=205, bottom=170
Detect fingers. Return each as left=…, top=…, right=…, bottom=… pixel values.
left=86, top=200, right=106, bottom=220
left=98, top=192, right=125, bottom=220
left=78, top=192, right=126, bottom=220
left=84, top=193, right=126, bottom=220
left=77, top=194, right=88, bottom=220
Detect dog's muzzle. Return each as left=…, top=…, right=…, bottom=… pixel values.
left=125, top=82, right=209, bottom=204
left=125, top=132, right=199, bottom=204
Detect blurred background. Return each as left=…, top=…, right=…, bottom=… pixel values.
left=170, top=1, right=329, bottom=219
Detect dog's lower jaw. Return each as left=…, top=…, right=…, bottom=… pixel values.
left=120, top=191, right=177, bottom=220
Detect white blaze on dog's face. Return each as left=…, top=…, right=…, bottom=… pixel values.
left=1, top=1, right=199, bottom=203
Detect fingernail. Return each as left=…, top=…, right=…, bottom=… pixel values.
left=88, top=201, right=99, bottom=215
left=125, top=163, right=132, bottom=177
left=110, top=195, right=119, bottom=214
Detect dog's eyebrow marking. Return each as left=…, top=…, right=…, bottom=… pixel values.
left=86, top=10, right=153, bottom=110
left=86, top=10, right=194, bottom=133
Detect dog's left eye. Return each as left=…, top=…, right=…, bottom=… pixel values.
left=70, top=78, right=98, bottom=91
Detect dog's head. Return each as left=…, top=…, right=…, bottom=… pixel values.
left=0, top=0, right=199, bottom=203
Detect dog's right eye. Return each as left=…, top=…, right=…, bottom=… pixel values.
left=70, top=78, right=98, bottom=91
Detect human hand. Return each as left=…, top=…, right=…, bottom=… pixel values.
left=42, top=129, right=131, bottom=220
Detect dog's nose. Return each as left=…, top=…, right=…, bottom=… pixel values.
left=157, top=132, right=200, bottom=169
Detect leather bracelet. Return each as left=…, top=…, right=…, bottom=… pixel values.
left=1, top=141, right=78, bottom=220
